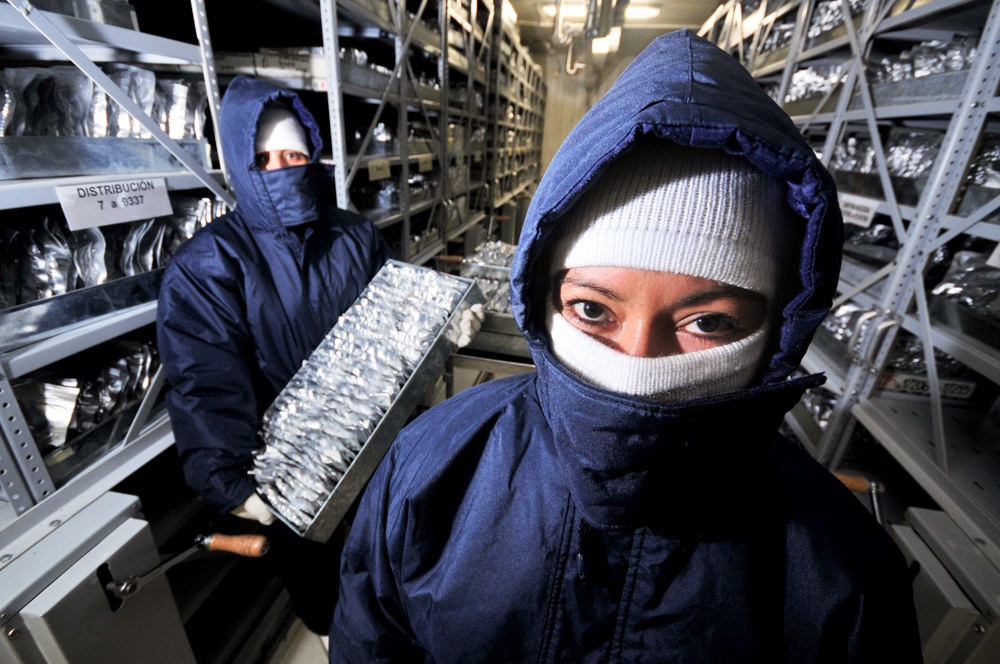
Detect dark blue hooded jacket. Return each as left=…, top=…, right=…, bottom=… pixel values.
left=331, top=32, right=920, bottom=662
left=157, top=76, right=390, bottom=514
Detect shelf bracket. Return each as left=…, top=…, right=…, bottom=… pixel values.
left=0, top=374, right=54, bottom=507
left=5, top=0, right=236, bottom=208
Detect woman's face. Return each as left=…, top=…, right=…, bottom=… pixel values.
left=554, top=266, right=768, bottom=358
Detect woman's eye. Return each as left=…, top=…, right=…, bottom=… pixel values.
left=681, top=315, right=738, bottom=336
left=570, top=300, right=608, bottom=322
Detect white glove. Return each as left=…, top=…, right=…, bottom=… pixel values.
left=231, top=493, right=275, bottom=526
left=457, top=303, right=485, bottom=347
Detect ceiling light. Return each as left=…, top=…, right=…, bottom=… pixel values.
left=541, top=5, right=660, bottom=21
left=541, top=4, right=587, bottom=19
left=591, top=26, right=622, bottom=54
left=624, top=6, right=660, bottom=20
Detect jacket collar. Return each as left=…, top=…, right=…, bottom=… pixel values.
left=534, top=348, right=823, bottom=530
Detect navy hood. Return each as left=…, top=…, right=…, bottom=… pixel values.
left=219, top=75, right=331, bottom=230
left=510, top=31, right=844, bottom=528
left=513, top=30, right=842, bottom=388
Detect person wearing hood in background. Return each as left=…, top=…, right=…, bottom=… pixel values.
left=156, top=76, right=391, bottom=643
left=330, top=31, right=921, bottom=662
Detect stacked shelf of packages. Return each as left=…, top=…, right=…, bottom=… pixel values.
left=0, top=0, right=228, bottom=525
left=0, top=3, right=251, bottom=662
left=212, top=0, right=498, bottom=264
left=486, top=0, right=545, bottom=209
left=701, top=2, right=1000, bottom=660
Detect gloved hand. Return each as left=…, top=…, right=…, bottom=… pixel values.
left=231, top=493, right=275, bottom=526
left=457, top=303, right=485, bottom=347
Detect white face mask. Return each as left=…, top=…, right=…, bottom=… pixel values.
left=547, top=305, right=770, bottom=403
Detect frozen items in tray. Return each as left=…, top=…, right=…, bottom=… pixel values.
left=784, top=64, right=845, bottom=104
left=0, top=196, right=218, bottom=311
left=349, top=121, right=396, bottom=156
left=820, top=303, right=979, bottom=398
left=106, top=64, right=156, bottom=139
left=11, top=339, right=158, bottom=457
left=869, top=35, right=977, bottom=84
left=16, top=214, right=75, bottom=304
left=0, top=64, right=206, bottom=140
left=965, top=135, right=1000, bottom=190
left=932, top=249, right=1000, bottom=323
left=252, top=262, right=478, bottom=534
left=32, top=0, right=139, bottom=30
left=460, top=240, right=517, bottom=314
left=806, top=0, right=872, bottom=42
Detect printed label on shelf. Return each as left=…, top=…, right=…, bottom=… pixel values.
left=368, top=158, right=392, bottom=181
left=838, top=192, right=880, bottom=228
left=878, top=371, right=977, bottom=400
left=57, top=177, right=173, bottom=230
left=987, top=242, right=1000, bottom=269
left=455, top=150, right=465, bottom=166
left=417, top=155, right=434, bottom=173
left=473, top=150, right=483, bottom=163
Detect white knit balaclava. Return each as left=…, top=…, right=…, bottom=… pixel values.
left=546, top=141, right=791, bottom=403
left=255, top=106, right=310, bottom=157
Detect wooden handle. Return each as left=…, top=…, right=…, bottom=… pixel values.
left=436, top=255, right=464, bottom=264
left=201, top=534, right=269, bottom=557
left=833, top=472, right=872, bottom=494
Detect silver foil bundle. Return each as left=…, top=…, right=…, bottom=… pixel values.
left=252, top=262, right=474, bottom=532
left=461, top=241, right=517, bottom=314
left=932, top=250, right=1000, bottom=321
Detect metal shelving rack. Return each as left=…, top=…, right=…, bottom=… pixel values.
left=0, top=2, right=257, bottom=663
left=486, top=0, right=544, bottom=214
left=0, top=0, right=228, bottom=528
left=220, top=0, right=504, bottom=264
left=701, top=2, right=1000, bottom=660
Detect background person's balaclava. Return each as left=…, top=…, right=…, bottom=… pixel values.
left=545, top=141, right=791, bottom=403
left=255, top=106, right=310, bottom=158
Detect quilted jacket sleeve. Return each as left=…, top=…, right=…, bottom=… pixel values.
left=330, top=447, right=424, bottom=662
left=157, top=241, right=260, bottom=514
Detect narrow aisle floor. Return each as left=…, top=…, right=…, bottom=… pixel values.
left=272, top=619, right=327, bottom=664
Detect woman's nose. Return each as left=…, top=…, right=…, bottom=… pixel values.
left=621, top=322, right=677, bottom=358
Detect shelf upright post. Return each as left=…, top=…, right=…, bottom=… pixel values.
left=775, top=0, right=812, bottom=110
left=0, top=376, right=43, bottom=514
left=190, top=0, right=232, bottom=195
left=821, top=0, right=1000, bottom=469
left=320, top=0, right=350, bottom=211
left=4, top=0, right=235, bottom=208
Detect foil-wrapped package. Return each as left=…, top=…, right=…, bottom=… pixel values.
left=806, top=0, right=872, bottom=41
left=932, top=250, right=1000, bottom=322
left=252, top=261, right=482, bottom=539
left=460, top=241, right=517, bottom=314
left=785, top=64, right=845, bottom=104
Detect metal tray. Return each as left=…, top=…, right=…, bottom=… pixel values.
left=262, top=262, right=484, bottom=542
left=0, top=137, right=211, bottom=181
left=466, top=311, right=530, bottom=359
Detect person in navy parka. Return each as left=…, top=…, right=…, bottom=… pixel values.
left=330, top=31, right=921, bottom=662
left=157, top=76, right=389, bottom=637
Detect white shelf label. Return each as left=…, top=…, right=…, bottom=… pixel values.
left=367, top=158, right=391, bottom=181
left=57, top=177, right=173, bottom=230
left=838, top=192, right=880, bottom=228
left=417, top=155, right=434, bottom=173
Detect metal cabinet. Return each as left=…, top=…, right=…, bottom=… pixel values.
left=0, top=2, right=261, bottom=661
left=700, top=2, right=1000, bottom=660
left=208, top=0, right=543, bottom=264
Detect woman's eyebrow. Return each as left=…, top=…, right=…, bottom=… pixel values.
left=559, top=276, right=624, bottom=301
left=676, top=285, right=765, bottom=308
